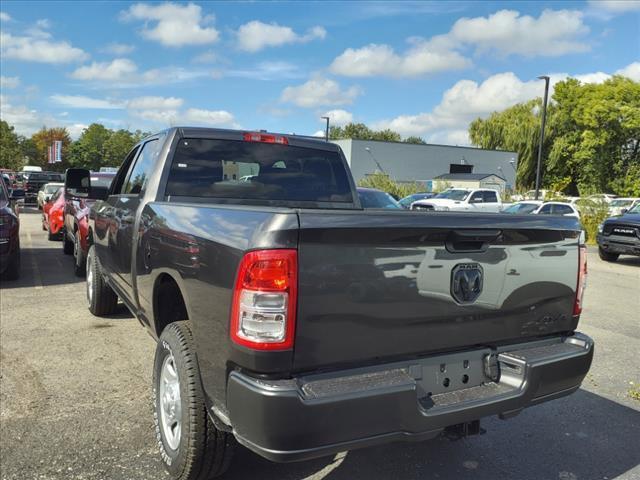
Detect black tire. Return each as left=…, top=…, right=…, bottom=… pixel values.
left=598, top=248, right=619, bottom=262
left=153, top=322, right=235, bottom=480
left=86, top=245, right=118, bottom=316
left=2, top=245, right=20, bottom=281
left=73, top=231, right=86, bottom=277
left=62, top=230, right=74, bottom=254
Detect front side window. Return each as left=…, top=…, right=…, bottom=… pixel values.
left=123, top=140, right=159, bottom=195
left=165, top=138, right=353, bottom=203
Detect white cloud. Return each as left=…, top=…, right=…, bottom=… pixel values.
left=330, top=9, right=590, bottom=78
left=0, top=31, right=88, bottom=63
left=0, top=76, right=20, bottom=88
left=372, top=64, right=635, bottom=144
left=71, top=58, right=138, bottom=81
left=67, top=124, right=89, bottom=139
left=0, top=11, right=12, bottom=22
left=312, top=130, right=326, bottom=137
left=587, top=0, right=640, bottom=13
left=615, top=62, right=640, bottom=81
left=70, top=58, right=207, bottom=87
left=127, top=96, right=183, bottom=109
left=129, top=105, right=237, bottom=128
left=236, top=21, right=326, bottom=52
left=450, top=9, right=590, bottom=57
left=50, top=94, right=124, bottom=109
left=330, top=41, right=471, bottom=78
left=101, top=42, right=135, bottom=55
left=121, top=2, right=219, bottom=47
left=182, top=108, right=235, bottom=126
left=225, top=61, right=303, bottom=81
left=322, top=109, right=353, bottom=126
left=280, top=78, right=361, bottom=108
left=192, top=50, right=217, bottom=63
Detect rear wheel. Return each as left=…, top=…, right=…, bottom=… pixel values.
left=153, top=322, right=235, bottom=480
left=86, top=245, right=118, bottom=316
left=62, top=230, right=73, bottom=254
left=73, top=231, right=86, bottom=277
left=598, top=248, right=619, bottom=262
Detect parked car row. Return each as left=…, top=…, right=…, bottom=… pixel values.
left=0, top=176, right=24, bottom=280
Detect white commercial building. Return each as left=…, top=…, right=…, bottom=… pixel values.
left=331, top=138, right=518, bottom=192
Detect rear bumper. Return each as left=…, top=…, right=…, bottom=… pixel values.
left=597, top=234, right=640, bottom=256
left=227, top=333, right=594, bottom=463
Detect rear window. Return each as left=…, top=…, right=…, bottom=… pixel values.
left=165, top=138, right=353, bottom=203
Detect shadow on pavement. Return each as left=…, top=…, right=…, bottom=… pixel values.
left=223, top=389, right=640, bottom=480
left=0, top=247, right=83, bottom=290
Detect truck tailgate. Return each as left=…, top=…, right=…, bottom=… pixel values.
left=293, top=210, right=582, bottom=372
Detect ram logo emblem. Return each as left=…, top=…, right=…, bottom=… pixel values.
left=451, top=264, right=483, bottom=304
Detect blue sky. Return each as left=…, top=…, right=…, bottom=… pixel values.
left=1, top=1, right=639, bottom=144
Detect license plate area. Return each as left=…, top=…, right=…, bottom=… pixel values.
left=413, top=349, right=492, bottom=399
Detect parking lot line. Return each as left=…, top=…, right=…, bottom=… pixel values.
left=25, top=230, right=43, bottom=290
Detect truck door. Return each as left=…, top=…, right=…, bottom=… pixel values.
left=112, top=138, right=160, bottom=303
left=468, top=190, right=484, bottom=211
left=482, top=190, right=500, bottom=212
left=94, top=146, right=140, bottom=287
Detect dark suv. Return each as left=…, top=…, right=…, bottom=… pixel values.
left=0, top=178, right=24, bottom=280
left=597, top=202, right=640, bottom=261
left=23, top=171, right=65, bottom=204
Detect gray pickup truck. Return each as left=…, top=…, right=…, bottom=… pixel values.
left=68, top=127, right=593, bottom=480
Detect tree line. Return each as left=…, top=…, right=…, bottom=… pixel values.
left=469, top=76, right=640, bottom=196
left=0, top=121, right=148, bottom=173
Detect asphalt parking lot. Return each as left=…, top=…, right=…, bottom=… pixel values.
left=1, top=209, right=639, bottom=480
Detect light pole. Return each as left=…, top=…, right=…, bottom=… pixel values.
left=535, top=75, right=550, bottom=200
left=365, top=147, right=385, bottom=174
left=321, top=116, right=330, bottom=142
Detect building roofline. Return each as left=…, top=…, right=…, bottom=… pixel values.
left=338, top=137, right=517, bottom=155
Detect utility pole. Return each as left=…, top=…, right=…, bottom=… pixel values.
left=321, top=116, right=330, bottom=142
left=535, top=75, right=550, bottom=200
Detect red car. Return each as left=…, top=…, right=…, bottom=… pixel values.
left=62, top=172, right=115, bottom=276
left=42, top=187, right=65, bottom=241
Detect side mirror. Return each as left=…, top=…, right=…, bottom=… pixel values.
left=65, top=168, right=90, bottom=199
left=471, top=197, right=484, bottom=204
left=9, top=188, right=25, bottom=200
left=620, top=208, right=628, bottom=215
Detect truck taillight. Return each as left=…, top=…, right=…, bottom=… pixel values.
left=230, top=249, right=297, bottom=350
left=574, top=245, right=587, bottom=315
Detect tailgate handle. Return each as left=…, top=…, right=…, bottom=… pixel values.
left=446, top=229, right=501, bottom=253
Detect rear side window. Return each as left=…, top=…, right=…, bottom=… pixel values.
left=538, top=204, right=553, bottom=214
left=165, top=138, right=353, bottom=203
left=554, top=204, right=574, bottom=215
left=483, top=191, right=498, bottom=203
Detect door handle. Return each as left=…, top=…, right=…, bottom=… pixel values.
left=446, top=229, right=501, bottom=253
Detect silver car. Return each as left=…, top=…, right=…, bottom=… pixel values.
left=37, top=182, right=64, bottom=209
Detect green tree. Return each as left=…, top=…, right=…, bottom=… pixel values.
left=103, top=129, right=137, bottom=166
left=68, top=123, right=112, bottom=170
left=404, top=136, right=427, bottom=144
left=469, top=76, right=640, bottom=196
left=0, top=120, right=24, bottom=170
left=357, top=172, right=423, bottom=199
